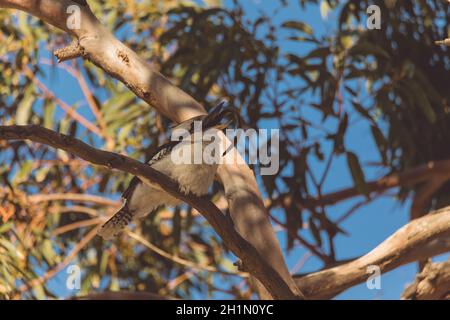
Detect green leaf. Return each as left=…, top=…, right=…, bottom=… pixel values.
left=409, top=81, right=437, bottom=123
left=0, top=222, right=12, bottom=234
left=13, top=160, right=33, bottom=184
left=43, top=103, right=55, bottom=129
left=413, top=69, right=442, bottom=107
left=320, top=0, right=331, bottom=19
left=308, top=217, right=322, bottom=246
left=281, top=21, right=313, bottom=35
left=16, top=89, right=34, bottom=125
left=352, top=101, right=373, bottom=122
left=346, top=151, right=369, bottom=197
left=349, top=42, right=390, bottom=59
left=306, top=47, right=331, bottom=59
left=100, top=251, right=109, bottom=275
left=370, top=125, right=387, bottom=164
left=35, top=166, right=50, bottom=183
left=0, top=239, right=18, bottom=258
left=41, top=239, right=57, bottom=265
left=110, top=277, right=120, bottom=291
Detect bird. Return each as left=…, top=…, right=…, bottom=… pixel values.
left=98, top=101, right=240, bottom=240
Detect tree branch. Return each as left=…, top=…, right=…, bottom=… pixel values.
left=0, top=124, right=301, bottom=299
left=0, top=0, right=205, bottom=121
left=273, top=159, right=450, bottom=209
left=435, top=38, right=450, bottom=46
left=294, top=206, right=450, bottom=299
left=28, top=192, right=119, bottom=206
left=402, top=258, right=450, bottom=300
left=22, top=65, right=104, bottom=138
left=54, top=41, right=84, bottom=62
left=410, top=177, right=446, bottom=220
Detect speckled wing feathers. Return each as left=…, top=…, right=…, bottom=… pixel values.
left=98, top=140, right=179, bottom=239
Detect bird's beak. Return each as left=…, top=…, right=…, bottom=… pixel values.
left=203, top=101, right=242, bottom=131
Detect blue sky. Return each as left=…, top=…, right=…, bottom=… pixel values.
left=30, top=0, right=449, bottom=299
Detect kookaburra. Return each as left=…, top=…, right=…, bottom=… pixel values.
left=98, top=101, right=239, bottom=240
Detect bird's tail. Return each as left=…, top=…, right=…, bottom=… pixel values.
left=98, top=205, right=133, bottom=240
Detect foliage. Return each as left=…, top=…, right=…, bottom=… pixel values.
left=0, top=0, right=449, bottom=299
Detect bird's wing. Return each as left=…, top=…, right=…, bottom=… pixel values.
left=99, top=140, right=181, bottom=240
left=147, top=140, right=179, bottom=166
left=121, top=140, right=180, bottom=202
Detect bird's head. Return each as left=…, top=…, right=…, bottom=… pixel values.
left=171, top=101, right=241, bottom=134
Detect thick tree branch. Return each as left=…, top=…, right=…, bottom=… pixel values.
left=0, top=124, right=301, bottom=299
left=0, top=0, right=300, bottom=299
left=22, top=65, right=103, bottom=138
left=402, top=259, right=450, bottom=300
left=294, top=206, right=450, bottom=299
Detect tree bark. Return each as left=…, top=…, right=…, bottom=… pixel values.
left=0, top=124, right=300, bottom=299
left=294, top=206, right=450, bottom=299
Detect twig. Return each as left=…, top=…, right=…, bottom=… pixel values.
left=128, top=231, right=249, bottom=277
left=22, top=66, right=103, bottom=138
left=163, top=270, right=197, bottom=292
left=273, top=159, right=450, bottom=209
left=52, top=217, right=103, bottom=236
left=0, top=0, right=302, bottom=299
left=29, top=193, right=119, bottom=207
left=290, top=251, right=313, bottom=274
left=19, top=226, right=98, bottom=293
left=40, top=58, right=114, bottom=148
left=52, top=205, right=99, bottom=217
